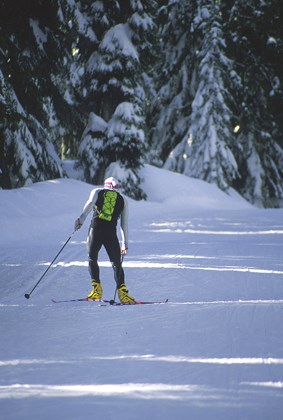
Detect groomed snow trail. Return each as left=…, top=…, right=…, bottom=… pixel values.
left=1, top=166, right=283, bottom=419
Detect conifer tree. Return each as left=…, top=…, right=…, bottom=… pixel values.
left=227, top=0, right=283, bottom=206
left=151, top=1, right=239, bottom=192
left=148, top=0, right=195, bottom=165
left=168, top=1, right=240, bottom=191
left=0, top=65, right=65, bottom=189
left=150, top=0, right=283, bottom=207
left=0, top=0, right=65, bottom=188
left=78, top=0, right=156, bottom=199
left=78, top=112, right=108, bottom=185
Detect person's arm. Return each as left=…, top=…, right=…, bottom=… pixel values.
left=120, top=196, right=129, bottom=254
left=74, top=188, right=100, bottom=230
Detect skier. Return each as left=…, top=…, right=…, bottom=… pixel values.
left=74, top=176, right=135, bottom=304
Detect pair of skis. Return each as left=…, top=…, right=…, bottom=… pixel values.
left=52, top=297, right=168, bottom=306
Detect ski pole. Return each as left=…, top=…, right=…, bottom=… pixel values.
left=24, top=231, right=75, bottom=299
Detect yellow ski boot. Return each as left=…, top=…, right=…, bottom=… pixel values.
left=88, top=281, right=103, bottom=300
left=118, top=284, right=135, bottom=304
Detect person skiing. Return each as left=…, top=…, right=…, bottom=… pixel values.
left=74, top=176, right=135, bottom=304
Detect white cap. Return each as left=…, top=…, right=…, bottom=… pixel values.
left=104, top=177, right=119, bottom=190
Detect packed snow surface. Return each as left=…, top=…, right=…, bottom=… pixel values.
left=1, top=164, right=283, bottom=419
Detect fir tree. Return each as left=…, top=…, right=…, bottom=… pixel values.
left=148, top=0, right=195, bottom=165
left=106, top=101, right=146, bottom=200
left=166, top=1, right=239, bottom=191
left=78, top=112, right=108, bottom=185
left=0, top=0, right=66, bottom=188
left=227, top=0, right=283, bottom=206
left=151, top=1, right=239, bottom=192
left=0, top=69, right=63, bottom=188
left=150, top=0, right=283, bottom=207
left=78, top=0, right=156, bottom=199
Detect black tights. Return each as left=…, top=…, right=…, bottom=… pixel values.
left=87, top=222, right=124, bottom=288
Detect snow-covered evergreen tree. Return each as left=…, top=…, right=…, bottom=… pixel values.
left=57, top=0, right=99, bottom=158
left=148, top=0, right=195, bottom=165
left=150, top=0, right=283, bottom=207
left=106, top=101, right=146, bottom=199
left=227, top=0, right=283, bottom=206
left=78, top=0, right=156, bottom=199
left=78, top=112, right=108, bottom=185
left=165, top=1, right=239, bottom=191
left=0, top=0, right=93, bottom=187
left=0, top=69, right=63, bottom=188
left=150, top=1, right=239, bottom=191
left=0, top=0, right=76, bottom=187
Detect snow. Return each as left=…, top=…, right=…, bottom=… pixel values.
left=1, top=164, right=283, bottom=419
left=73, top=6, right=97, bottom=42
left=29, top=19, right=47, bottom=52
left=108, top=102, right=145, bottom=144
left=101, top=24, right=139, bottom=62
left=129, top=12, right=155, bottom=32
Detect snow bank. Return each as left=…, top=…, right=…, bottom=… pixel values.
left=0, top=164, right=251, bottom=246
left=140, top=164, right=251, bottom=210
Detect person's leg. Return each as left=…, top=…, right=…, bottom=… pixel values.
left=87, top=227, right=102, bottom=281
left=87, top=226, right=103, bottom=299
left=103, top=230, right=124, bottom=288
left=104, top=230, right=135, bottom=303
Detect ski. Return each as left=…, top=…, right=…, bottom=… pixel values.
left=52, top=297, right=168, bottom=305
left=52, top=297, right=102, bottom=303
left=103, top=299, right=169, bottom=306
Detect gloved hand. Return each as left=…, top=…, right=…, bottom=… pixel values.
left=74, top=218, right=83, bottom=231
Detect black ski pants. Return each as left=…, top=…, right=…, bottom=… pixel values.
left=87, top=219, right=124, bottom=287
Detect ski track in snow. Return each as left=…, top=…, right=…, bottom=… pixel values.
left=1, top=166, right=283, bottom=419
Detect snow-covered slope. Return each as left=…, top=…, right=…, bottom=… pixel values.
left=141, top=164, right=250, bottom=207
left=1, top=165, right=283, bottom=420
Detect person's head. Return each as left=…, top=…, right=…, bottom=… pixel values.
left=104, top=177, right=119, bottom=191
